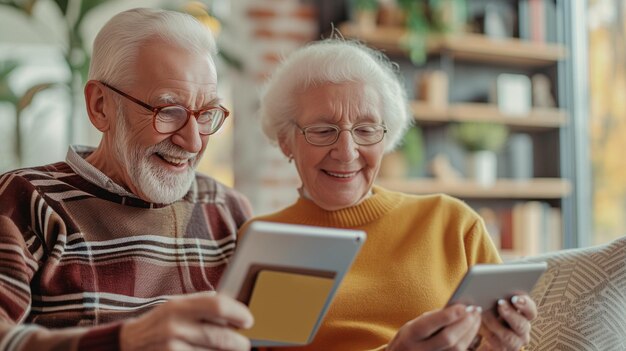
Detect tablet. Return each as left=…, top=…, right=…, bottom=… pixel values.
left=446, top=262, right=547, bottom=312
left=217, top=221, right=366, bottom=347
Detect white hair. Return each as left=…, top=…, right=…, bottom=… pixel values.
left=88, top=7, right=217, bottom=88
left=259, top=38, right=412, bottom=152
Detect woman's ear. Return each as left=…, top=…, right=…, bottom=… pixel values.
left=84, top=80, right=111, bottom=132
left=278, top=135, right=292, bottom=159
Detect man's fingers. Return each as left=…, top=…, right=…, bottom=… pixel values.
left=168, top=293, right=254, bottom=329
left=121, top=294, right=254, bottom=351
left=171, top=321, right=251, bottom=351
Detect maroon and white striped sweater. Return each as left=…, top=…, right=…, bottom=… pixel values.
left=0, top=160, right=252, bottom=350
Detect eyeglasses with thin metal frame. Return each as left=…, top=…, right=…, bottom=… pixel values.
left=296, top=123, right=387, bottom=146
left=100, top=81, right=229, bottom=135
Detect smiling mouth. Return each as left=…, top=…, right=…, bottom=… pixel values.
left=324, top=170, right=358, bottom=178
left=156, top=153, right=191, bottom=167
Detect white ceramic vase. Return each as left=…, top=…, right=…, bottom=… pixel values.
left=466, top=150, right=497, bottom=186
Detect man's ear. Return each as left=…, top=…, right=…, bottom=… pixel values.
left=84, top=80, right=111, bottom=132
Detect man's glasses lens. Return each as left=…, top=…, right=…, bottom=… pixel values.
left=198, top=110, right=226, bottom=134
left=155, top=106, right=226, bottom=135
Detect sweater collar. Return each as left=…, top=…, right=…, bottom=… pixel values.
left=65, top=145, right=198, bottom=208
left=283, top=185, right=401, bottom=228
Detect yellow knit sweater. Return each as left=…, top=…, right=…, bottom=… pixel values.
left=243, top=186, right=501, bottom=351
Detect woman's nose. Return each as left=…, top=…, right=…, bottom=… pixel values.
left=330, top=130, right=359, bottom=162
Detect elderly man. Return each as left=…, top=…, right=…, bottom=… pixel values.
left=0, top=8, right=253, bottom=351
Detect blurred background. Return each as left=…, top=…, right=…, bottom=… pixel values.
left=0, top=0, right=622, bottom=258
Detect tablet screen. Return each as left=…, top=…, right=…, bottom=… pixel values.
left=240, top=270, right=335, bottom=343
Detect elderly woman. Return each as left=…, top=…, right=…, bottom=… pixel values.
left=248, top=39, right=536, bottom=351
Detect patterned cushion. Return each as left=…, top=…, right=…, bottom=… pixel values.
left=517, top=236, right=626, bottom=350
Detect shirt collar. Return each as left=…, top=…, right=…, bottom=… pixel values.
left=65, top=145, right=140, bottom=199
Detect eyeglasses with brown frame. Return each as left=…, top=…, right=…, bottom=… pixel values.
left=100, top=81, right=229, bottom=135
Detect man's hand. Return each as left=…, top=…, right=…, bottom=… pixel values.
left=387, top=304, right=482, bottom=351
left=120, top=292, right=253, bottom=351
left=478, top=294, right=537, bottom=350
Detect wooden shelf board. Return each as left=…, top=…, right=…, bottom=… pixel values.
left=376, top=178, right=571, bottom=199
left=410, top=101, right=568, bottom=130
left=339, top=23, right=567, bottom=67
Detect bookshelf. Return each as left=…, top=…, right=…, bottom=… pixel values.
left=377, top=178, right=571, bottom=200
left=339, top=24, right=568, bottom=67
left=341, top=0, right=587, bottom=256
left=410, top=101, right=568, bottom=131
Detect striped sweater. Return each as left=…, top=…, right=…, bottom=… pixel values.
left=0, top=161, right=252, bottom=350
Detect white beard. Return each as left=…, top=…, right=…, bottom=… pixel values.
left=114, top=106, right=198, bottom=204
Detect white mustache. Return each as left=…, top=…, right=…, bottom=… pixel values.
left=147, top=139, right=197, bottom=160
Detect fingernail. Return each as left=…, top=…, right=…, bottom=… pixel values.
left=476, top=306, right=483, bottom=314
left=466, top=305, right=475, bottom=313
left=243, top=317, right=254, bottom=329
left=511, top=295, right=525, bottom=305
left=498, top=299, right=506, bottom=306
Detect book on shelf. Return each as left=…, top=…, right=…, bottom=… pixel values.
left=491, top=201, right=562, bottom=258
left=518, top=0, right=557, bottom=43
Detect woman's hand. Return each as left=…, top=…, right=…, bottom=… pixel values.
left=120, top=292, right=253, bottom=351
left=387, top=304, right=482, bottom=351
left=477, top=294, right=537, bottom=350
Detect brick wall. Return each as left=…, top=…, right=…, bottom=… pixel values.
left=229, top=0, right=318, bottom=215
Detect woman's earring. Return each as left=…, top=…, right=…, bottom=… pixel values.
left=288, top=155, right=294, bottom=163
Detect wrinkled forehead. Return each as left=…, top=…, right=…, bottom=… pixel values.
left=135, top=39, right=217, bottom=85
left=294, top=81, right=383, bottom=124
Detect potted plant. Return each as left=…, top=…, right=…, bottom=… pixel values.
left=396, top=0, right=468, bottom=65
left=353, top=0, right=380, bottom=32
left=380, top=125, right=424, bottom=178
left=450, top=122, right=508, bottom=186
left=397, top=0, right=430, bottom=64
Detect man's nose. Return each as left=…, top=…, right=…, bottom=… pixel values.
left=171, top=115, right=203, bottom=153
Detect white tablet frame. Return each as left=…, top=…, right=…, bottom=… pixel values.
left=446, top=262, right=548, bottom=311
left=217, top=221, right=366, bottom=347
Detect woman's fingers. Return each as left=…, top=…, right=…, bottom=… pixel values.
left=388, top=305, right=482, bottom=351
left=480, top=296, right=533, bottom=350
left=510, top=294, right=538, bottom=321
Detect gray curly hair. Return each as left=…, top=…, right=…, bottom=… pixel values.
left=258, top=38, right=412, bottom=152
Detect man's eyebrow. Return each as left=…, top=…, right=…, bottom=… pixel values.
left=157, top=93, right=177, bottom=105
left=207, top=97, right=221, bottom=106
left=157, top=93, right=222, bottom=107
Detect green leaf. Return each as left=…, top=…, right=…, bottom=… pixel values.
left=0, top=59, right=19, bottom=79
left=0, top=88, right=19, bottom=104
left=0, top=60, right=19, bottom=103
left=353, top=0, right=379, bottom=11
left=0, top=0, right=39, bottom=16
left=218, top=49, right=243, bottom=71
left=401, top=125, right=425, bottom=176
left=76, top=50, right=91, bottom=83
left=51, top=0, right=68, bottom=15
left=75, top=0, right=109, bottom=30
left=450, top=122, right=509, bottom=152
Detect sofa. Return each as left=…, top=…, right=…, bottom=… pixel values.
left=517, top=236, right=626, bottom=350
